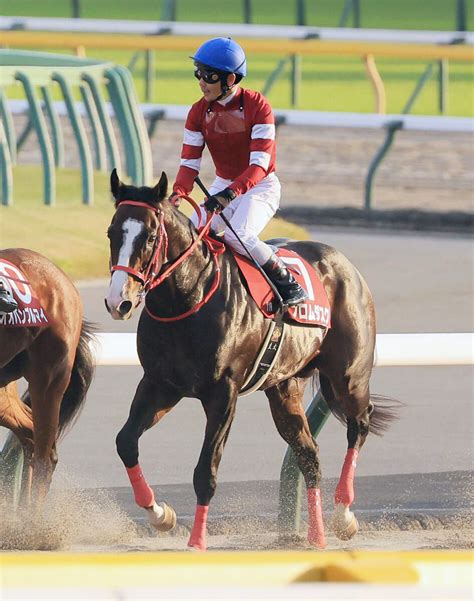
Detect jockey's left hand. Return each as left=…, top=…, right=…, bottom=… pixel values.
left=204, top=187, right=236, bottom=213
left=168, top=187, right=186, bottom=206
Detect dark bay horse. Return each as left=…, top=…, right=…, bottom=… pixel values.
left=0, top=248, right=95, bottom=507
left=105, top=169, right=397, bottom=550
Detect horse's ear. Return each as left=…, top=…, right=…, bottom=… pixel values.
left=110, top=169, right=121, bottom=199
left=153, top=171, right=168, bottom=202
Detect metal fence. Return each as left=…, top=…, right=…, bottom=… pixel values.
left=0, top=50, right=152, bottom=205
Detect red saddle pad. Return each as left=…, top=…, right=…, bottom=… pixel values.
left=232, top=248, right=331, bottom=328
left=0, top=259, right=49, bottom=326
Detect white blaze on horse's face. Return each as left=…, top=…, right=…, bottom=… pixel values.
left=106, top=218, right=144, bottom=320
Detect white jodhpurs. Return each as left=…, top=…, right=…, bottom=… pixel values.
left=190, top=173, right=281, bottom=265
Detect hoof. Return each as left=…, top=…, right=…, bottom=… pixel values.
left=146, top=501, right=177, bottom=532
left=332, top=503, right=359, bottom=541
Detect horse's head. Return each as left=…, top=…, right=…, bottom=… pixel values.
left=105, top=169, right=168, bottom=320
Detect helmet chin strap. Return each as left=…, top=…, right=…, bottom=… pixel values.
left=216, top=75, right=232, bottom=101
left=207, top=75, right=241, bottom=112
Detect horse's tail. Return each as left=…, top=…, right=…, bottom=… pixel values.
left=57, top=319, right=96, bottom=438
left=325, top=392, right=402, bottom=437
left=366, top=394, right=402, bottom=436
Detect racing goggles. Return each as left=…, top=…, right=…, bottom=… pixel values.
left=194, top=64, right=222, bottom=84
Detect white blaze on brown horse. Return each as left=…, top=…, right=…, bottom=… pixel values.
left=105, top=169, right=399, bottom=550
left=0, top=248, right=95, bottom=508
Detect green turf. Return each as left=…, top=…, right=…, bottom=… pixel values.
left=0, top=165, right=309, bottom=281
left=5, top=0, right=474, bottom=31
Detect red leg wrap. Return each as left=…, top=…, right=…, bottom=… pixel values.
left=335, top=448, right=359, bottom=506
left=307, top=488, right=326, bottom=548
left=126, top=464, right=155, bottom=508
left=187, top=504, right=209, bottom=551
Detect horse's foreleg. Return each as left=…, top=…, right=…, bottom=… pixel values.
left=266, top=377, right=326, bottom=549
left=188, top=386, right=238, bottom=551
left=116, top=376, right=179, bottom=532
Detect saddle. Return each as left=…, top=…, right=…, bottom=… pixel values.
left=231, top=247, right=331, bottom=328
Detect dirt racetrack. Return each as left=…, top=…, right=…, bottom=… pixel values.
left=0, top=487, right=472, bottom=553
left=1, top=469, right=472, bottom=552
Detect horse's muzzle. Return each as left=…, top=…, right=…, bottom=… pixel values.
left=104, top=297, right=132, bottom=320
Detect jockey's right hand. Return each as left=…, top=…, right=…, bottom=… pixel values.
left=204, top=187, right=236, bottom=213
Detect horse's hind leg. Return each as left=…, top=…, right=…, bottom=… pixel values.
left=319, top=372, right=372, bottom=541
left=0, top=382, right=34, bottom=505
left=26, top=365, right=72, bottom=507
left=0, top=382, right=34, bottom=449
left=265, top=377, right=326, bottom=549
left=115, top=376, right=180, bottom=532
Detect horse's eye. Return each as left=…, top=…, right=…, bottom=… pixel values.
left=148, top=234, right=157, bottom=244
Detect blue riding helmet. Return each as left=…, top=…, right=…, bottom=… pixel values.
left=191, top=37, right=247, bottom=77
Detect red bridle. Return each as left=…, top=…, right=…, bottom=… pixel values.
left=109, top=197, right=225, bottom=322
left=110, top=201, right=168, bottom=288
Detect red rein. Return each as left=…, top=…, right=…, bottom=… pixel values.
left=110, top=196, right=225, bottom=322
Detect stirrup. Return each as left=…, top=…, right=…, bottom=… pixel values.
left=278, top=280, right=308, bottom=307
left=284, top=287, right=308, bottom=307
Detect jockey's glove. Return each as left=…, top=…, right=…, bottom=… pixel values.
left=168, top=188, right=186, bottom=206
left=204, top=187, right=237, bottom=213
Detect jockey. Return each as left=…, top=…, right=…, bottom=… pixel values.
left=170, top=37, right=307, bottom=307
left=0, top=281, right=17, bottom=313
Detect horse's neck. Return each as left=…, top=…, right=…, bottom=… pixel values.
left=147, top=212, right=215, bottom=315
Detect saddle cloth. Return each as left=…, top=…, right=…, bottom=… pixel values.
left=232, top=248, right=331, bottom=328
left=0, top=259, right=49, bottom=326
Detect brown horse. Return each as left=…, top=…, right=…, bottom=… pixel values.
left=0, top=248, right=95, bottom=507
left=105, top=169, right=397, bottom=550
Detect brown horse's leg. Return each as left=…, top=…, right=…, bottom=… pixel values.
left=319, top=372, right=372, bottom=541
left=315, top=265, right=377, bottom=542
left=265, top=376, right=326, bottom=549
left=0, top=382, right=34, bottom=448
left=25, top=350, right=74, bottom=507
left=116, top=375, right=180, bottom=531
left=188, top=383, right=239, bottom=551
left=0, top=382, right=35, bottom=505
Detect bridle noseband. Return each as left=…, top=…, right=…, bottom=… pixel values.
left=109, top=197, right=225, bottom=321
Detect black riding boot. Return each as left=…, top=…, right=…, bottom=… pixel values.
left=0, top=284, right=18, bottom=313
left=262, top=254, right=308, bottom=307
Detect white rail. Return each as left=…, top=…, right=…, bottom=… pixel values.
left=8, top=99, right=473, bottom=133
left=1, top=16, right=473, bottom=45
left=93, top=332, right=474, bottom=367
